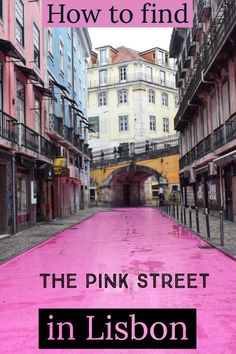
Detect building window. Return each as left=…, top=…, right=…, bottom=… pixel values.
left=160, top=70, right=166, bottom=85
left=68, top=55, right=72, bottom=87
left=163, top=117, right=169, bottom=133
left=157, top=51, right=166, bottom=66
left=60, top=95, right=65, bottom=116
left=119, top=115, right=128, bottom=132
left=100, top=49, right=107, bottom=65
left=162, top=92, right=168, bottom=107
left=99, top=70, right=107, bottom=85
left=59, top=39, right=64, bottom=73
left=119, top=66, right=127, bottom=82
left=47, top=27, right=53, bottom=57
left=118, top=89, right=128, bottom=104
left=146, top=66, right=153, bottom=82
left=16, top=0, right=24, bottom=46
left=149, top=89, right=155, bottom=103
left=34, top=98, right=41, bottom=134
left=150, top=115, right=156, bottom=131
left=98, top=92, right=107, bottom=106
left=33, top=23, right=40, bottom=68
left=73, top=65, right=77, bottom=96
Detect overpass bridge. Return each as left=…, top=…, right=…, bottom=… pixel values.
left=90, top=134, right=180, bottom=207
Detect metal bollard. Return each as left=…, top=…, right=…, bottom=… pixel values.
left=173, top=204, right=176, bottom=218
left=177, top=204, right=179, bottom=221
left=180, top=205, right=183, bottom=223
left=195, top=206, right=200, bottom=233
left=219, top=207, right=224, bottom=246
left=183, top=206, right=186, bottom=225
left=189, top=207, right=192, bottom=229
left=205, top=208, right=210, bottom=239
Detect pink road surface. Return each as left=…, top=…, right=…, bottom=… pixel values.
left=0, top=208, right=236, bottom=354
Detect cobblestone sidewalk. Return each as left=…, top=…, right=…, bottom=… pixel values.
left=0, top=207, right=110, bottom=264
left=163, top=205, right=236, bottom=259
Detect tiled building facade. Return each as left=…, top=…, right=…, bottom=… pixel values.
left=170, top=0, right=236, bottom=221
left=0, top=0, right=92, bottom=235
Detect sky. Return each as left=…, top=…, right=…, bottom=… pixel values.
left=88, top=28, right=173, bottom=52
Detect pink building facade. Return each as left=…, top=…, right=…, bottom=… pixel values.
left=0, top=0, right=58, bottom=234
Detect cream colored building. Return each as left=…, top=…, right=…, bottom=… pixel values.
left=88, top=46, right=178, bottom=150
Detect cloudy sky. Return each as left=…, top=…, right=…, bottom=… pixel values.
left=88, top=28, right=173, bottom=52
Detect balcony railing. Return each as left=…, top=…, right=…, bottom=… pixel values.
left=214, top=113, right=236, bottom=149
left=198, top=0, right=211, bottom=23
left=40, top=136, right=59, bottom=159
left=175, top=0, right=236, bottom=129
left=186, top=31, right=196, bottom=56
left=0, top=110, right=18, bottom=143
left=19, top=123, right=40, bottom=153
left=49, top=114, right=64, bottom=137
left=64, top=125, right=74, bottom=145
left=88, top=73, right=176, bottom=89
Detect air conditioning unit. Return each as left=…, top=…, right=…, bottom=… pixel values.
left=208, top=162, right=217, bottom=176
left=190, top=167, right=196, bottom=182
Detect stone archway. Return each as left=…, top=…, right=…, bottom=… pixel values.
left=101, top=163, right=166, bottom=207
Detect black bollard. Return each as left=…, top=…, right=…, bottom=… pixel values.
left=219, top=207, right=224, bottom=246
left=195, top=206, right=200, bottom=233
left=205, top=208, right=210, bottom=239
left=183, top=206, right=186, bottom=225
left=177, top=204, right=179, bottom=221
left=189, top=207, right=192, bottom=229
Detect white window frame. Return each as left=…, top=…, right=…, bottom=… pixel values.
left=150, top=115, right=156, bottom=131
left=59, top=39, right=64, bottom=73
left=98, top=91, right=107, bottom=106
left=162, top=92, right=168, bottom=107
left=15, top=0, right=24, bottom=46
left=160, top=70, right=166, bottom=85
left=119, top=66, right=127, bottom=82
left=33, top=23, right=40, bottom=68
left=47, top=27, right=53, bottom=57
left=146, top=66, right=153, bottom=82
left=163, top=117, right=169, bottom=133
left=68, top=54, right=72, bottom=87
left=118, top=89, right=128, bottom=104
left=119, top=115, right=128, bottom=132
left=99, top=70, right=107, bottom=85
left=149, top=89, right=155, bottom=103
left=100, top=49, right=107, bottom=65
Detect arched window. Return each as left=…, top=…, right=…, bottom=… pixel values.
left=98, top=91, right=107, bottom=106
left=162, top=92, right=168, bottom=107
left=149, top=89, right=155, bottom=103
left=118, top=89, right=128, bottom=104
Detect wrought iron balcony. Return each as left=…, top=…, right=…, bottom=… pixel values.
left=18, top=123, right=40, bottom=153
left=196, top=134, right=213, bottom=159
left=48, top=114, right=64, bottom=138
left=198, top=0, right=211, bottom=23
left=192, top=14, right=203, bottom=41
left=214, top=112, right=236, bottom=149
left=40, top=136, right=59, bottom=159
left=0, top=110, right=18, bottom=143
left=64, top=125, right=74, bottom=145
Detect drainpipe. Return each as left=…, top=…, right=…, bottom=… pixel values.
left=219, top=165, right=224, bottom=246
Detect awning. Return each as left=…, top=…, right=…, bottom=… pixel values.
left=16, top=65, right=44, bottom=86
left=0, top=39, right=26, bottom=64
left=33, top=85, right=57, bottom=101
left=63, top=95, right=77, bottom=106
left=50, top=79, right=69, bottom=94
left=213, top=149, right=236, bottom=166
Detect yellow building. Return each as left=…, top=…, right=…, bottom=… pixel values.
left=88, top=46, right=178, bottom=150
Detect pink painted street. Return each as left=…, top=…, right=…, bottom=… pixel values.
left=1, top=208, right=236, bottom=353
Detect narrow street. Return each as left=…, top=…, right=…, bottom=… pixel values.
left=0, top=208, right=236, bottom=353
